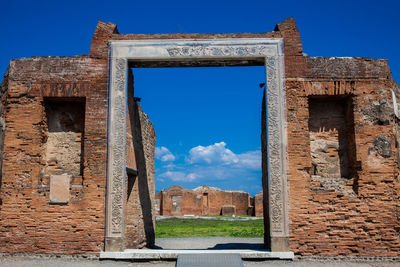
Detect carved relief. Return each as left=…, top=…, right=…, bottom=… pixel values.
left=167, top=45, right=274, bottom=58
left=114, top=58, right=127, bottom=92
left=265, top=56, right=286, bottom=234
left=108, top=58, right=127, bottom=235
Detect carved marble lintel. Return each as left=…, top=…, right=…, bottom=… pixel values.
left=166, top=45, right=275, bottom=58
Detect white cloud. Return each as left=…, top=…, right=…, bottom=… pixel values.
left=155, top=142, right=261, bottom=189
left=236, top=150, right=261, bottom=170
left=155, top=146, right=176, bottom=162
left=186, top=141, right=260, bottom=170
left=159, top=171, right=197, bottom=182
left=187, top=142, right=239, bottom=165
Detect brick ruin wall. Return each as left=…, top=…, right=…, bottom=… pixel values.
left=155, top=186, right=254, bottom=216
left=0, top=72, right=8, bottom=185
left=0, top=56, right=110, bottom=254
left=0, top=56, right=156, bottom=253
left=262, top=19, right=400, bottom=256
left=124, top=69, right=156, bottom=249
left=254, top=191, right=263, bottom=217
left=286, top=57, right=400, bottom=255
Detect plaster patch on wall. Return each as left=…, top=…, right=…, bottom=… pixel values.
left=311, top=175, right=356, bottom=197
left=361, top=98, right=393, bottom=126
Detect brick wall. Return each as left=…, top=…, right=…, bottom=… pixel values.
left=0, top=56, right=108, bottom=254
left=0, top=69, right=8, bottom=185
left=286, top=56, right=400, bottom=255
left=125, top=70, right=156, bottom=248
left=156, top=186, right=251, bottom=216
left=254, top=191, right=263, bottom=217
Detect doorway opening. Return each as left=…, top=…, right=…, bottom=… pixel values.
left=131, top=66, right=265, bottom=249
left=105, top=39, right=289, bottom=253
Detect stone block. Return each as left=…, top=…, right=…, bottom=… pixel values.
left=49, top=174, right=70, bottom=204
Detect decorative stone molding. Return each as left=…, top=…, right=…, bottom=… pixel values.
left=265, top=55, right=289, bottom=251
left=106, top=38, right=288, bottom=252
left=106, top=57, right=127, bottom=252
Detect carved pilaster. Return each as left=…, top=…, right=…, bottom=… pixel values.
left=106, top=57, right=127, bottom=252
left=265, top=54, right=289, bottom=251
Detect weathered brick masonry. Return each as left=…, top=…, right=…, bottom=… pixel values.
left=155, top=186, right=253, bottom=216
left=125, top=69, right=156, bottom=249
left=287, top=58, right=400, bottom=256
left=0, top=56, right=109, bottom=254
left=0, top=17, right=399, bottom=256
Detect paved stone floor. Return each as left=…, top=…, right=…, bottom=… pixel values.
left=1, top=238, right=398, bottom=266
left=0, top=258, right=399, bottom=266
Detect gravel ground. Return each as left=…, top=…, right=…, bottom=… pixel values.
left=1, top=237, right=398, bottom=266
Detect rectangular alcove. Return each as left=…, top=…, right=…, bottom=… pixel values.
left=43, top=97, right=86, bottom=203
left=308, top=96, right=357, bottom=181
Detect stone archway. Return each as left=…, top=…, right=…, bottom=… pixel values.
left=105, top=39, right=289, bottom=252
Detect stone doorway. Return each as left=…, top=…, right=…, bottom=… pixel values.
left=105, top=39, right=289, bottom=252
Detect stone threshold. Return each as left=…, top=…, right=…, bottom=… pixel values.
left=100, top=249, right=294, bottom=260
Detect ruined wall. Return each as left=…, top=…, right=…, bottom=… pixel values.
left=157, top=186, right=203, bottom=216
left=156, top=186, right=251, bottom=216
left=0, top=21, right=159, bottom=254
left=89, top=22, right=282, bottom=60
left=286, top=55, right=400, bottom=256
left=194, top=186, right=250, bottom=216
left=0, top=70, right=8, bottom=186
left=393, top=81, right=400, bottom=169
left=0, top=56, right=108, bottom=254
left=254, top=191, right=263, bottom=217
left=124, top=69, right=156, bottom=248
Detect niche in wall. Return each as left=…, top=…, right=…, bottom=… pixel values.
left=308, top=96, right=357, bottom=180
left=42, top=98, right=85, bottom=202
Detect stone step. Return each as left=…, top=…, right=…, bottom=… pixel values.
left=100, top=249, right=294, bottom=260
left=176, top=253, right=243, bottom=267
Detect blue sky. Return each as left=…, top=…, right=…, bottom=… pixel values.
left=1, top=0, right=399, bottom=196
left=134, top=66, right=265, bottom=195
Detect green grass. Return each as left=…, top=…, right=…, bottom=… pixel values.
left=156, top=217, right=264, bottom=238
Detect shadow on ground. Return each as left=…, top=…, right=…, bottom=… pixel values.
left=210, top=243, right=264, bottom=250
left=155, top=237, right=264, bottom=250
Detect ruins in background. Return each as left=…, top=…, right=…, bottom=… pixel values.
left=155, top=186, right=263, bottom=217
